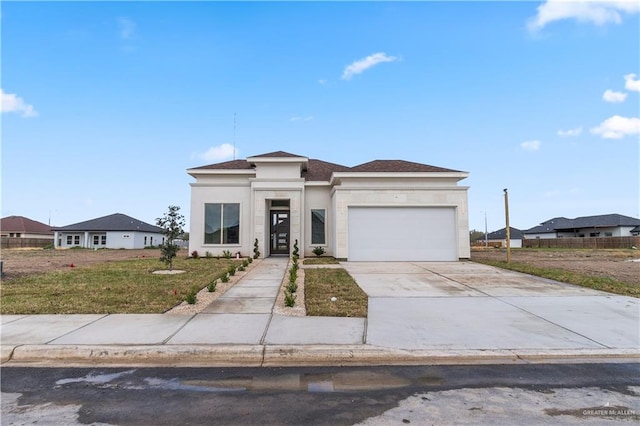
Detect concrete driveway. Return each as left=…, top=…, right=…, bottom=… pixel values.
left=342, top=261, right=640, bottom=351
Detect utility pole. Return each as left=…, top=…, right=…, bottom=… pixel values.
left=484, top=211, right=488, bottom=248
left=504, top=188, right=511, bottom=263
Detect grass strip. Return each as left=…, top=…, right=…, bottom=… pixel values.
left=303, top=257, right=340, bottom=265
left=305, top=268, right=367, bottom=317
left=474, top=259, right=639, bottom=297
left=0, top=257, right=239, bottom=314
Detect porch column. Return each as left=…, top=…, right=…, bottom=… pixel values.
left=54, top=231, right=59, bottom=248
left=84, top=231, right=90, bottom=248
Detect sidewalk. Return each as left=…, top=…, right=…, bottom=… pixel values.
left=1, top=258, right=638, bottom=367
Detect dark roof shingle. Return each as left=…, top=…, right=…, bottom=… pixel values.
left=190, top=153, right=463, bottom=181
left=524, top=214, right=640, bottom=234
left=55, top=213, right=163, bottom=233
left=350, top=160, right=461, bottom=173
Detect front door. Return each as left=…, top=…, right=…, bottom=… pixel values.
left=270, top=210, right=290, bottom=255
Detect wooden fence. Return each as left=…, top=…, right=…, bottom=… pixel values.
left=1, top=237, right=54, bottom=249
left=522, top=236, right=640, bottom=249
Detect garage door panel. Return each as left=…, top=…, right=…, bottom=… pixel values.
left=348, top=207, right=457, bottom=261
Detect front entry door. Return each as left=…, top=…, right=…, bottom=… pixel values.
left=270, top=210, right=290, bottom=255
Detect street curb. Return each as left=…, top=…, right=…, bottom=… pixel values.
left=3, top=344, right=639, bottom=367
left=7, top=345, right=264, bottom=367
left=263, top=346, right=640, bottom=366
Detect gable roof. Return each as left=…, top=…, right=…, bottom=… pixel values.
left=189, top=151, right=463, bottom=181
left=524, top=214, right=640, bottom=234
left=486, top=227, right=523, bottom=240
left=1, top=216, right=53, bottom=234
left=55, top=213, right=163, bottom=233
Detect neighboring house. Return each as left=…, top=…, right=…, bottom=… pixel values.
left=54, top=213, right=165, bottom=249
left=523, top=214, right=640, bottom=239
left=484, top=227, right=523, bottom=248
left=0, top=216, right=54, bottom=239
left=632, top=226, right=640, bottom=236
left=188, top=151, right=470, bottom=261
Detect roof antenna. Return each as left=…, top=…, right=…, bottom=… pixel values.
left=233, top=113, right=236, bottom=160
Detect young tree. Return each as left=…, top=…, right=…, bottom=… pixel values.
left=156, top=205, right=185, bottom=270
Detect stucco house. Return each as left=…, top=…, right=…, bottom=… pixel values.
left=523, top=214, right=640, bottom=239
left=188, top=151, right=470, bottom=261
left=1, top=216, right=54, bottom=239
left=483, top=227, right=523, bottom=248
left=54, top=213, right=165, bottom=249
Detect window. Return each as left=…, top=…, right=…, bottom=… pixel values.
left=311, top=209, right=326, bottom=245
left=205, top=203, right=240, bottom=244
left=101, top=235, right=106, bottom=245
left=66, top=235, right=73, bottom=245
left=93, top=235, right=100, bottom=245
left=144, top=236, right=147, bottom=245
left=604, top=232, right=612, bottom=237
left=74, top=235, right=80, bottom=245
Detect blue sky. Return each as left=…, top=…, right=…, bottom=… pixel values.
left=2, top=1, right=639, bottom=233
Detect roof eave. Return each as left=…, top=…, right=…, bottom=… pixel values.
left=187, top=168, right=257, bottom=178
left=330, top=171, right=469, bottom=185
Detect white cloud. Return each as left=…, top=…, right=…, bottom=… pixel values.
left=1, top=88, right=38, bottom=117
left=590, top=115, right=640, bottom=139
left=341, top=52, right=398, bottom=80
left=198, top=143, right=239, bottom=162
left=289, top=116, right=313, bottom=122
left=527, top=0, right=640, bottom=32
left=117, top=17, right=136, bottom=40
left=318, top=79, right=328, bottom=85
left=520, top=140, right=542, bottom=151
left=557, top=127, right=583, bottom=137
left=624, top=73, right=640, bottom=92
left=602, top=89, right=627, bottom=103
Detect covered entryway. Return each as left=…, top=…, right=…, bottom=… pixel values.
left=348, top=207, right=457, bottom=261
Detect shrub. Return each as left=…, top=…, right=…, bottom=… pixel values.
left=191, top=250, right=199, bottom=259
left=238, top=265, right=245, bottom=272
left=207, top=280, right=217, bottom=292
left=220, top=274, right=230, bottom=283
left=222, top=250, right=233, bottom=259
left=242, top=259, right=249, bottom=268
left=289, top=268, right=297, bottom=284
left=287, top=280, right=298, bottom=293
left=292, top=239, right=299, bottom=257
left=253, top=239, right=260, bottom=259
left=185, top=290, right=198, bottom=305
left=205, top=251, right=212, bottom=258
left=247, top=257, right=253, bottom=264
left=43, top=243, right=55, bottom=250
left=284, top=290, right=296, bottom=307
left=313, top=246, right=326, bottom=257
left=227, top=265, right=236, bottom=276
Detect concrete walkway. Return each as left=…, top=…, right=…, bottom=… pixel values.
left=1, top=259, right=638, bottom=367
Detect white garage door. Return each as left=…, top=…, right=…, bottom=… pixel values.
left=348, top=207, right=457, bottom=261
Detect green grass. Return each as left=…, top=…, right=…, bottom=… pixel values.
left=303, top=257, right=340, bottom=265
left=474, top=259, right=640, bottom=297
left=305, top=268, right=367, bottom=317
left=0, top=257, right=240, bottom=314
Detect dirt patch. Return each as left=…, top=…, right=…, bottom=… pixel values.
left=0, top=248, right=163, bottom=281
left=471, top=248, right=640, bottom=286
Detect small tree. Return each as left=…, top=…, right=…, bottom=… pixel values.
left=156, top=205, right=185, bottom=270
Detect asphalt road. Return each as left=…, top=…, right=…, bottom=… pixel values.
left=2, top=364, right=639, bottom=425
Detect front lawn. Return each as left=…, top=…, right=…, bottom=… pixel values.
left=0, top=257, right=239, bottom=314
left=304, top=268, right=368, bottom=317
